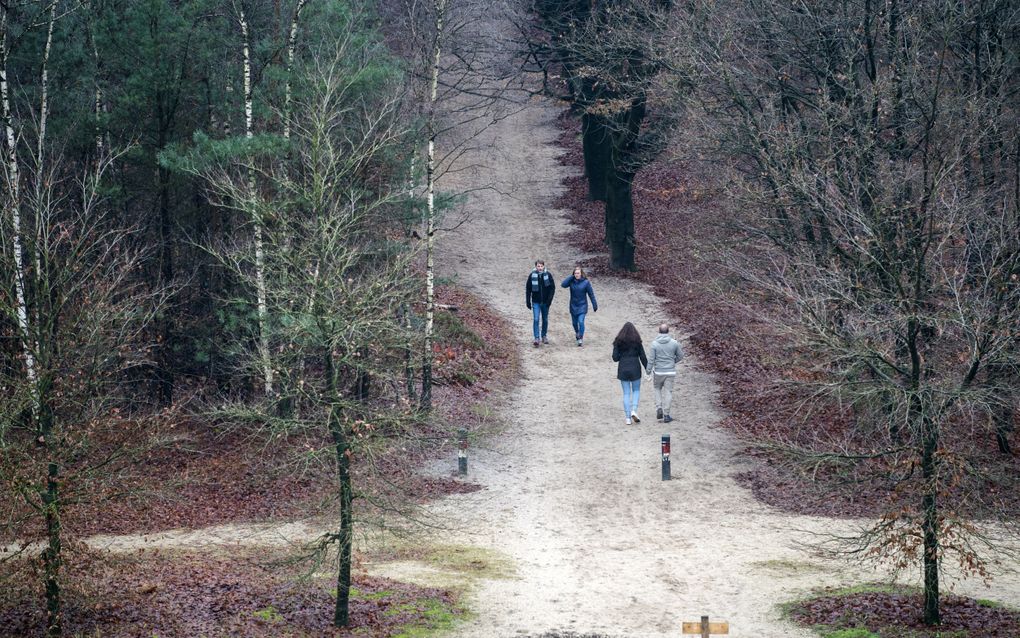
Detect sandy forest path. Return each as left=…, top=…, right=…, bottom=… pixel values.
left=400, top=3, right=1020, bottom=637
left=33, top=2, right=1020, bottom=636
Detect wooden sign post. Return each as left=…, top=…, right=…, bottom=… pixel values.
left=682, top=615, right=729, bottom=638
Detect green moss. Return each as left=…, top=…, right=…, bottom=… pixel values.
left=977, top=598, right=1003, bottom=609
left=820, top=629, right=879, bottom=638
left=420, top=544, right=516, bottom=580
left=390, top=598, right=464, bottom=638
left=252, top=605, right=282, bottom=622
left=347, top=586, right=395, bottom=601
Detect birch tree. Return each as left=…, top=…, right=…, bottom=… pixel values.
left=0, top=5, right=38, bottom=417
left=393, top=0, right=514, bottom=410
left=282, top=0, right=307, bottom=141
left=419, top=0, right=447, bottom=412
left=236, top=3, right=273, bottom=398
left=166, top=5, right=421, bottom=624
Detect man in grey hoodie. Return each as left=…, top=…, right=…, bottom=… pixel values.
left=646, top=323, right=684, bottom=423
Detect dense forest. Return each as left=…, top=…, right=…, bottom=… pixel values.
left=2, top=0, right=1019, bottom=636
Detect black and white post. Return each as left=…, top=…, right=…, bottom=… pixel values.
left=661, top=434, right=671, bottom=481
left=458, top=429, right=468, bottom=476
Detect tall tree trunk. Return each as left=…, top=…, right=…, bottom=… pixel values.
left=920, top=411, right=940, bottom=625
left=34, top=1, right=55, bottom=239
left=604, top=96, right=645, bottom=270
left=0, top=11, right=39, bottom=412
left=420, top=0, right=447, bottom=412
left=605, top=169, right=635, bottom=270
left=324, top=350, right=353, bottom=627
left=156, top=141, right=174, bottom=406
left=39, top=375, right=61, bottom=638
left=581, top=110, right=610, bottom=203
left=239, top=7, right=273, bottom=397
left=283, top=0, right=308, bottom=142
left=908, top=315, right=940, bottom=625
left=84, top=2, right=106, bottom=175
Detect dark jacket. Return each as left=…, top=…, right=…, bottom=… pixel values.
left=525, top=269, right=556, bottom=307
left=612, top=342, right=648, bottom=381
left=561, top=275, right=598, bottom=316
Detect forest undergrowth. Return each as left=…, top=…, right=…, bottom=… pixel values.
left=0, top=284, right=517, bottom=637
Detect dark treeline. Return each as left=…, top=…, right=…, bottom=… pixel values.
left=0, top=0, right=448, bottom=634
left=532, top=0, right=678, bottom=271
left=0, top=0, right=423, bottom=406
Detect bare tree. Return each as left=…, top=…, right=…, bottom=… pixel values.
left=1, top=147, right=168, bottom=638
left=688, top=0, right=1020, bottom=624
left=390, top=0, right=520, bottom=409
left=170, top=10, right=422, bottom=624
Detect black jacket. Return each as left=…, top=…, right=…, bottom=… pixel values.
left=612, top=343, right=648, bottom=381
left=525, top=269, right=556, bottom=307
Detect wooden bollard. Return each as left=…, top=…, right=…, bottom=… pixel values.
left=457, top=429, right=468, bottom=476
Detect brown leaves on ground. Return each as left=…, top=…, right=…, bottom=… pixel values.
left=1, top=285, right=513, bottom=542
left=788, top=589, right=1020, bottom=637
left=0, top=548, right=462, bottom=637
left=551, top=111, right=1020, bottom=519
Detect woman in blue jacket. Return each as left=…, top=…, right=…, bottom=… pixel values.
left=561, top=266, right=598, bottom=346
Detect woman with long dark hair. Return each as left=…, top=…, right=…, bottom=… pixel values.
left=612, top=322, right=647, bottom=425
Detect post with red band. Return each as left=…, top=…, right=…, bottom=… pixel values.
left=458, top=429, right=468, bottom=476
left=661, top=434, right=671, bottom=481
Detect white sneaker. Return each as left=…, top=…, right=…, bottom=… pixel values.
left=631, top=412, right=641, bottom=423
left=625, top=417, right=632, bottom=425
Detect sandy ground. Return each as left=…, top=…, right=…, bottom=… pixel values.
left=8, top=2, right=1017, bottom=637
left=395, top=2, right=1020, bottom=636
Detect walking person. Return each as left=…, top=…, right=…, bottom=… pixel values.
left=561, top=266, right=598, bottom=346
left=646, top=323, right=684, bottom=423
left=612, top=322, right=648, bottom=425
left=525, top=259, right=556, bottom=346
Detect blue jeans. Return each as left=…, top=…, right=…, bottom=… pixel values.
left=620, top=378, right=641, bottom=418
left=532, top=303, right=550, bottom=339
left=571, top=312, right=587, bottom=338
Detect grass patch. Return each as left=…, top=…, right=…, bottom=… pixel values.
left=370, top=541, right=516, bottom=582
left=751, top=558, right=829, bottom=575
left=421, top=544, right=516, bottom=580
left=820, top=629, right=880, bottom=638
left=434, top=309, right=485, bottom=349
left=350, top=585, right=395, bottom=601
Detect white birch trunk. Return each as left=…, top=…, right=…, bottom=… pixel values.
left=239, top=7, right=274, bottom=397
left=283, top=0, right=307, bottom=141
left=0, top=12, right=38, bottom=405
left=421, top=0, right=447, bottom=410
left=85, top=4, right=104, bottom=168
left=33, top=3, right=55, bottom=278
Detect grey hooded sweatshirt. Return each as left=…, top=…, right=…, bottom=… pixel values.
left=647, top=333, right=684, bottom=375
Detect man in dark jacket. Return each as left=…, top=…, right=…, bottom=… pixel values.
left=525, top=260, right=556, bottom=346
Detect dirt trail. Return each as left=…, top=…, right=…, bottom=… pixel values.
left=404, top=3, right=1020, bottom=637
left=17, top=2, right=1019, bottom=636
